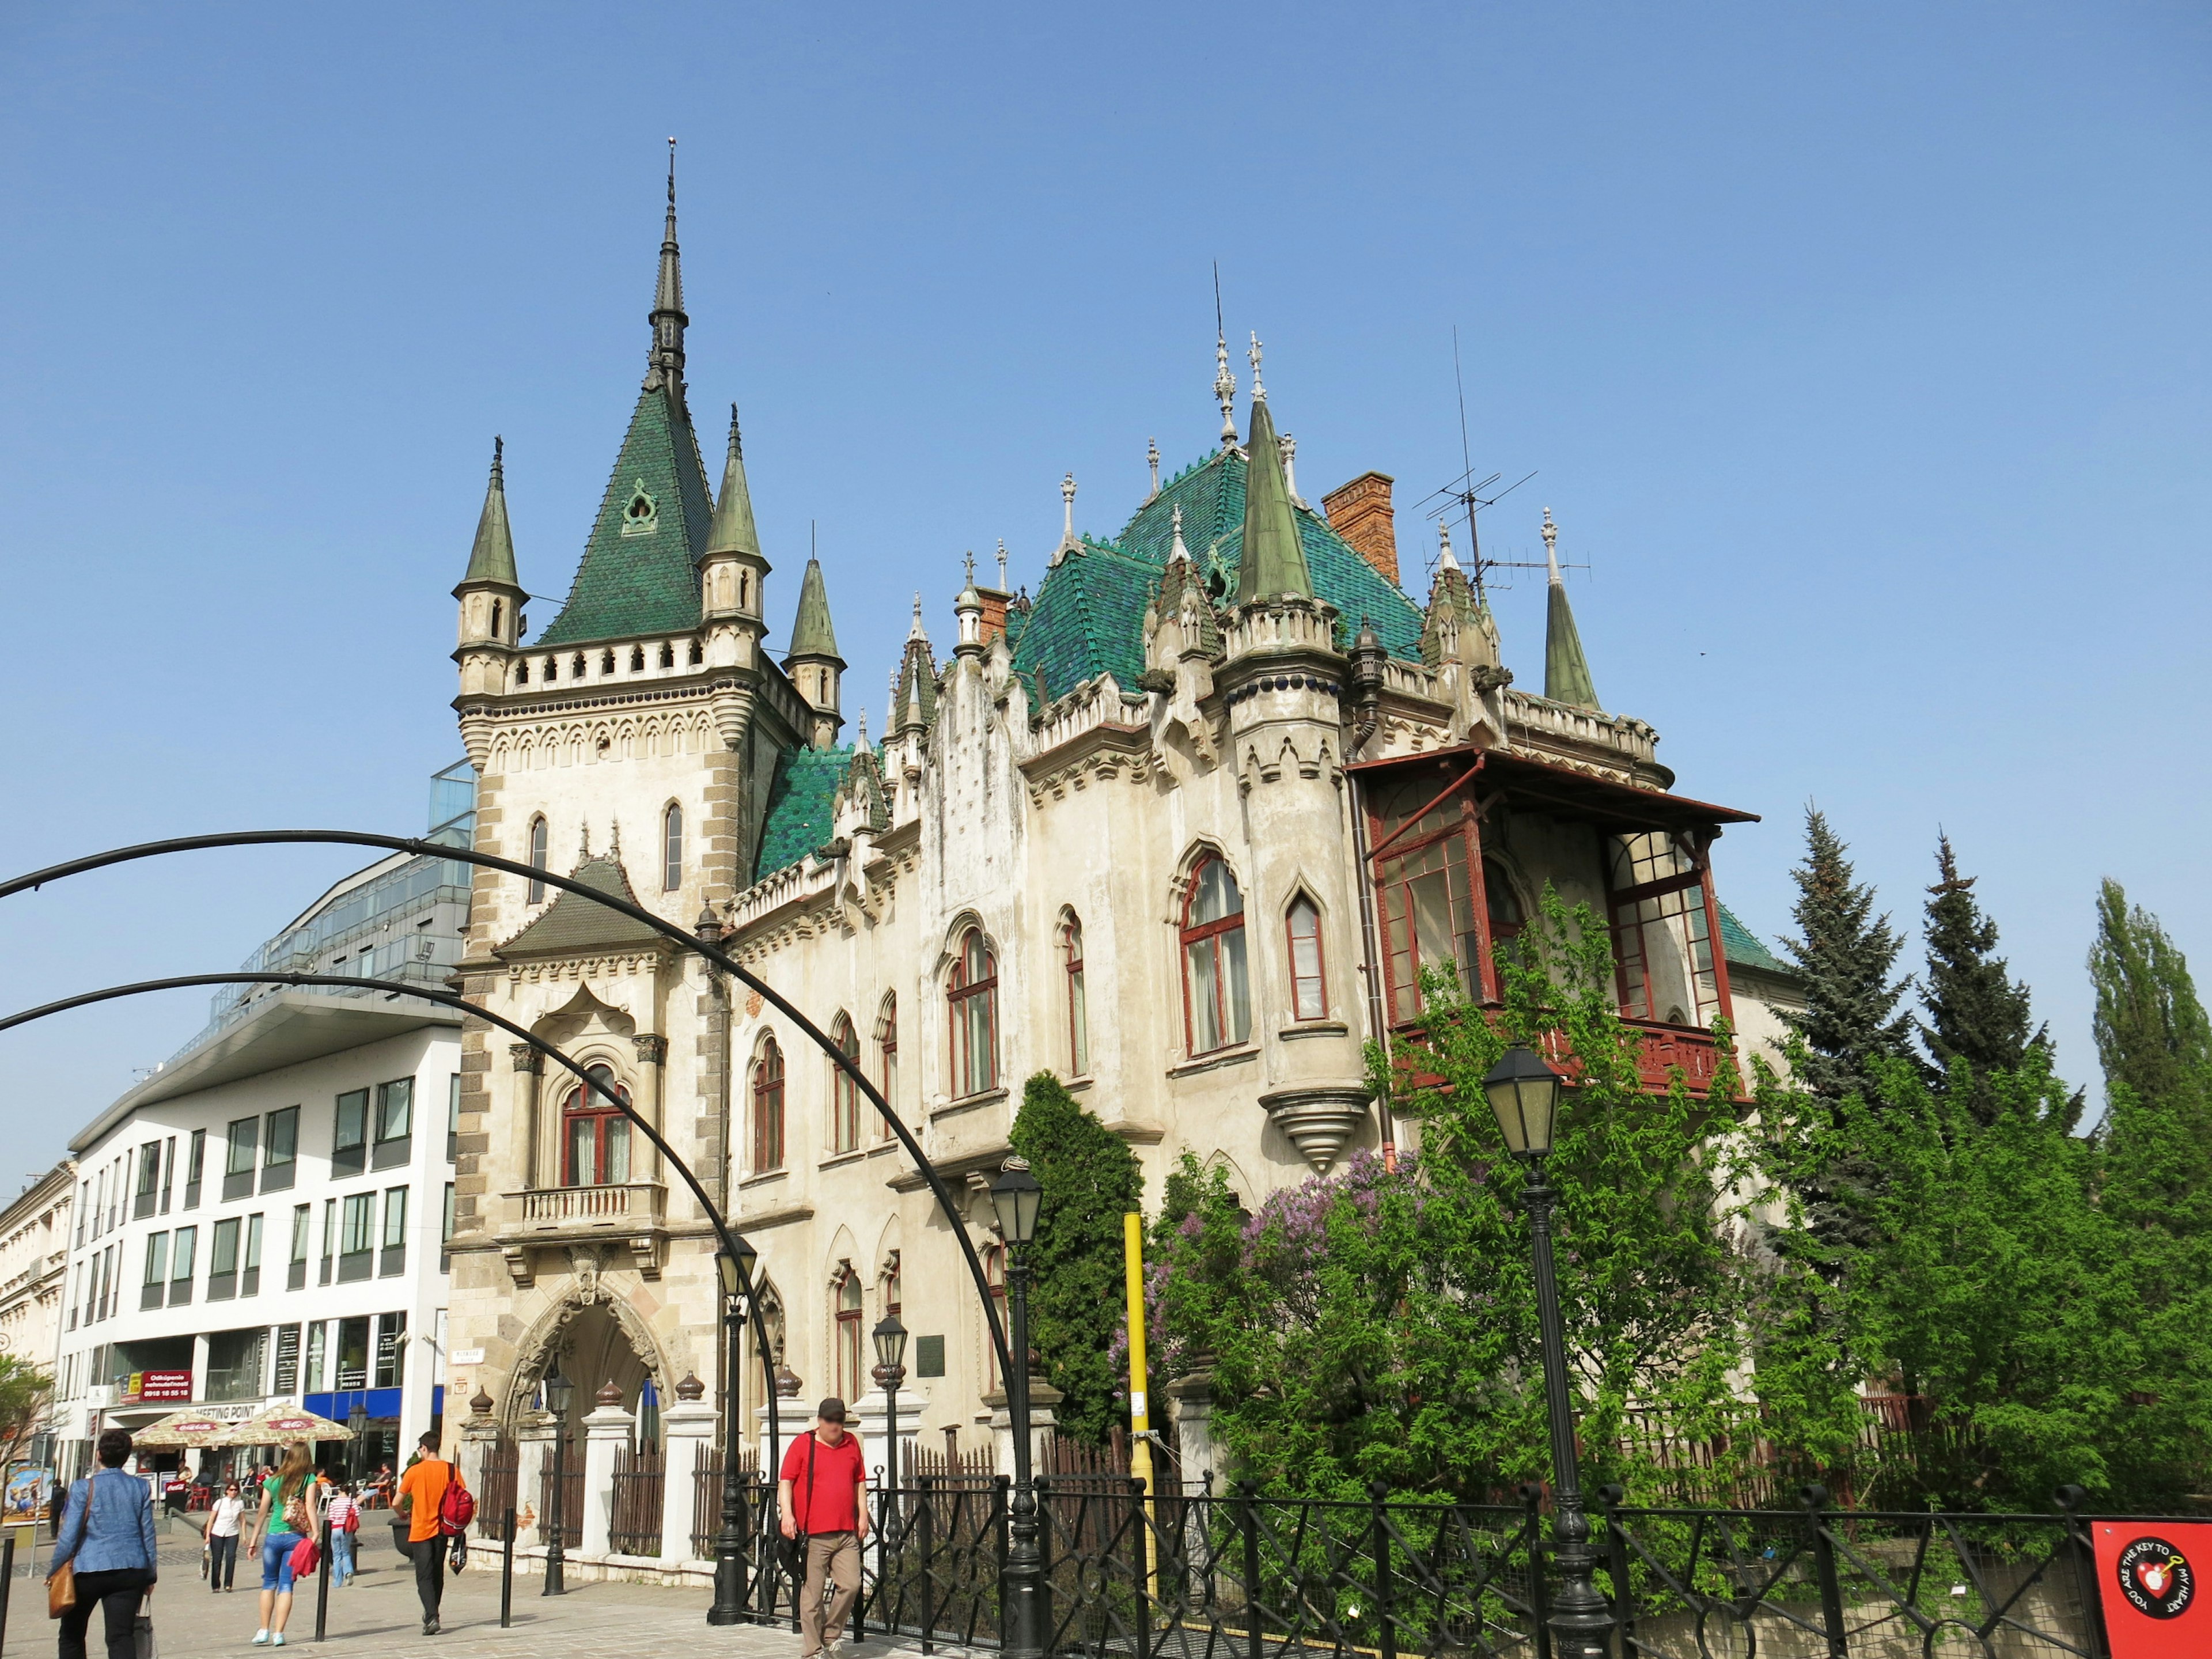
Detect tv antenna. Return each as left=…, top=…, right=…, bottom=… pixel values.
left=1412, top=327, right=1571, bottom=599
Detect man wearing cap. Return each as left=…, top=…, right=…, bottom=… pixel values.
left=779, top=1397, right=869, bottom=1659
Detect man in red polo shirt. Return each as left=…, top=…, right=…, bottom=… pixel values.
left=779, top=1397, right=869, bottom=1659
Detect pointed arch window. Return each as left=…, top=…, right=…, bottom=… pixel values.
left=662, top=804, right=684, bottom=892
left=948, top=929, right=999, bottom=1097
left=527, top=816, right=549, bottom=904
left=490, top=600, right=502, bottom=637
left=874, top=994, right=898, bottom=1136
left=514, top=660, right=529, bottom=685
left=1180, top=856, right=1251, bottom=1054
left=1287, top=895, right=1327, bottom=1021
left=835, top=1267, right=865, bottom=1402
left=1061, top=916, right=1088, bottom=1074
left=560, top=1065, right=631, bottom=1188
left=751, top=1036, right=785, bottom=1173
left=830, top=1013, right=861, bottom=1153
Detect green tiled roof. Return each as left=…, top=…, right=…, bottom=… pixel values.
left=754, top=744, right=854, bottom=880
left=1718, top=903, right=1790, bottom=975
left=1012, top=448, right=1425, bottom=700
left=495, top=854, right=667, bottom=957
left=536, top=384, right=713, bottom=646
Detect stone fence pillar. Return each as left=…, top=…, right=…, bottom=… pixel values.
left=659, top=1374, right=715, bottom=1564
left=851, top=1385, right=928, bottom=1488
left=514, top=1410, right=556, bottom=1544
left=455, top=1387, right=501, bottom=1509
left=1166, top=1365, right=1215, bottom=1495
left=986, top=1374, right=1061, bottom=1476
left=579, top=1382, right=634, bottom=1557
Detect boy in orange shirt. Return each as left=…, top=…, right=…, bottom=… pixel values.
left=394, top=1432, right=465, bottom=1636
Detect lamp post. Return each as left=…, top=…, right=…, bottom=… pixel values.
left=540, top=1359, right=574, bottom=1597
left=991, top=1157, right=1045, bottom=1659
left=709, top=1236, right=760, bottom=1626
left=1481, top=1046, right=1613, bottom=1659
left=346, top=1397, right=368, bottom=1484
left=870, top=1311, right=908, bottom=1616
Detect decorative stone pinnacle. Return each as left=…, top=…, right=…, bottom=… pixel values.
left=595, top=1380, right=624, bottom=1408
left=1541, top=507, right=1562, bottom=582
left=1280, top=431, right=1301, bottom=505
left=856, top=708, right=868, bottom=747
left=997, top=537, right=1008, bottom=588
left=1248, top=332, right=1266, bottom=401
left=1169, top=502, right=1190, bottom=564
left=674, top=1372, right=706, bottom=1403
left=578, top=823, right=591, bottom=861
left=491, top=435, right=504, bottom=483
left=1147, top=437, right=1160, bottom=497
left=1438, top=519, right=1461, bottom=573
left=964, top=550, right=976, bottom=585
left=908, top=592, right=926, bottom=641
left=1214, top=332, right=1238, bottom=444
left=1055, top=472, right=1080, bottom=561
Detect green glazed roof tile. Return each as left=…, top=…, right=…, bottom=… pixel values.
left=1718, top=903, right=1789, bottom=975
left=754, top=744, right=854, bottom=880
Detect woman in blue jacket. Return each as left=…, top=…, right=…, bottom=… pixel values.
left=46, top=1428, right=158, bottom=1659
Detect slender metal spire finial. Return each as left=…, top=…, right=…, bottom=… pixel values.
left=964, top=550, right=976, bottom=585
left=728, top=402, right=742, bottom=460
left=1248, top=332, right=1266, bottom=402
left=1213, top=263, right=1237, bottom=445
left=645, top=139, right=688, bottom=392
left=1054, top=472, right=1079, bottom=563
left=1542, top=507, right=1562, bottom=583
left=491, top=435, right=504, bottom=483
left=997, top=538, right=1008, bottom=589
left=857, top=708, right=868, bottom=748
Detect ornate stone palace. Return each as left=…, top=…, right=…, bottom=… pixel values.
left=441, top=175, right=1796, bottom=1459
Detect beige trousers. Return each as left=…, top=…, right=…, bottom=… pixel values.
left=800, top=1530, right=861, bottom=1656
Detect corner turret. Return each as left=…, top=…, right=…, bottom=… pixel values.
left=454, top=438, right=525, bottom=713
left=786, top=556, right=844, bottom=748
left=1541, top=509, right=1601, bottom=711
left=701, top=405, right=771, bottom=673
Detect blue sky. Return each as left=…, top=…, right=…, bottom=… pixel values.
left=2, top=2, right=2206, bottom=1173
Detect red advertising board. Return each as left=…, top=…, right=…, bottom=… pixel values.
left=126, top=1370, right=193, bottom=1404
left=2094, top=1520, right=2211, bottom=1658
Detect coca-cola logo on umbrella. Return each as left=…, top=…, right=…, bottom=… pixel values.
left=2117, top=1537, right=2195, bottom=1621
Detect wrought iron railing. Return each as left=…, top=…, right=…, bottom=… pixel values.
left=609, top=1441, right=664, bottom=1556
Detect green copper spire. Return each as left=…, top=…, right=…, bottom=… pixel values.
left=1541, top=509, right=1601, bottom=710
left=787, top=555, right=840, bottom=661
left=1234, top=337, right=1313, bottom=605
left=461, top=436, right=518, bottom=588
left=706, top=403, right=762, bottom=557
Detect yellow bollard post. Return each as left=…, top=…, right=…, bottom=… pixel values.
left=1123, top=1211, right=1161, bottom=1605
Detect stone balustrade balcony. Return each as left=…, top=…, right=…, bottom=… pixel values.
left=498, top=1182, right=669, bottom=1285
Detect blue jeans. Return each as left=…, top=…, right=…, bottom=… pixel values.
left=330, top=1529, right=355, bottom=1585
left=261, top=1532, right=299, bottom=1592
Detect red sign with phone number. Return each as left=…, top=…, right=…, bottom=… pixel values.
left=2094, top=1521, right=2209, bottom=1657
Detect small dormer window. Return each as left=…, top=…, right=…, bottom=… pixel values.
left=630, top=647, right=645, bottom=672
left=571, top=654, right=586, bottom=679
left=601, top=650, right=616, bottom=675
left=688, top=641, right=703, bottom=665
left=544, top=658, right=558, bottom=681
left=619, top=479, right=658, bottom=537
left=659, top=643, right=675, bottom=669
left=514, top=660, right=529, bottom=685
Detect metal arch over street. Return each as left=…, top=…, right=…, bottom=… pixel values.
left=0, top=969, right=786, bottom=1480
left=0, top=828, right=1017, bottom=1384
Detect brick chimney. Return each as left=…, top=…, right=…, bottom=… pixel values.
left=1323, top=472, right=1398, bottom=586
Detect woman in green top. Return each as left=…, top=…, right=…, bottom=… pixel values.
left=245, top=1442, right=320, bottom=1647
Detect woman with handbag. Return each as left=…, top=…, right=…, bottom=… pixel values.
left=244, top=1443, right=320, bottom=1647
left=205, top=1482, right=246, bottom=1593
left=46, top=1427, right=159, bottom=1659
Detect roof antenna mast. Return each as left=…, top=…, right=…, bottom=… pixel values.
left=1413, top=326, right=1551, bottom=598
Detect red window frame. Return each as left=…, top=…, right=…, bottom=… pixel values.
left=751, top=1037, right=785, bottom=1172
left=1179, top=856, right=1251, bottom=1055
left=948, top=930, right=999, bottom=1097
left=1604, top=831, right=1732, bottom=1029
left=560, top=1065, right=631, bottom=1188
left=1286, top=895, right=1327, bottom=1021
left=1365, top=773, right=1497, bottom=1021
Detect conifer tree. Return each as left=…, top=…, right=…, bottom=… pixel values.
left=2090, top=880, right=2212, bottom=1229
left=1008, top=1071, right=1145, bottom=1445
left=1919, top=835, right=2039, bottom=1124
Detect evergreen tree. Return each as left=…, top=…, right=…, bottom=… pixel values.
left=1008, top=1071, right=1145, bottom=1445
left=1919, top=835, right=2039, bottom=1124
left=2089, top=881, right=2212, bottom=1230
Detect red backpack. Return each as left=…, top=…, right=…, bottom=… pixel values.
left=436, top=1466, right=475, bottom=1535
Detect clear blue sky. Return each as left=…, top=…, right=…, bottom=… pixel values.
left=2, top=3, right=2206, bottom=1175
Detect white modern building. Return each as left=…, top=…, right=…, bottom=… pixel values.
left=51, top=768, right=475, bottom=1484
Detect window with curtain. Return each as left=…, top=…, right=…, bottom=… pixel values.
left=1287, top=896, right=1327, bottom=1021
left=528, top=816, right=549, bottom=903
left=1062, top=917, right=1088, bottom=1074
left=835, top=1269, right=865, bottom=1400
left=1180, top=857, right=1251, bottom=1054
left=948, top=929, right=999, bottom=1097
left=561, top=1064, right=632, bottom=1187
left=831, top=1014, right=861, bottom=1153
left=874, top=994, right=898, bottom=1137
left=751, top=1037, right=786, bottom=1173
left=663, top=803, right=683, bottom=891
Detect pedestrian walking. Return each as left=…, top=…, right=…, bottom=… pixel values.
left=245, top=1442, right=321, bottom=1647
left=778, top=1398, right=869, bottom=1659
left=46, top=1427, right=160, bottom=1659
left=393, top=1430, right=467, bottom=1636
left=206, top=1482, right=247, bottom=1592
left=324, top=1483, right=361, bottom=1587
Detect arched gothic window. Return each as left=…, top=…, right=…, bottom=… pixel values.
left=560, top=1065, right=631, bottom=1188
left=1061, top=916, right=1088, bottom=1074
left=751, top=1037, right=785, bottom=1173
left=662, top=804, right=684, bottom=892
left=1180, top=856, right=1251, bottom=1054
left=1287, top=895, right=1327, bottom=1021
left=835, top=1267, right=865, bottom=1402
left=830, top=1014, right=861, bottom=1153
left=874, top=994, right=898, bottom=1137
left=527, top=816, right=549, bottom=904
left=948, top=929, right=998, bottom=1097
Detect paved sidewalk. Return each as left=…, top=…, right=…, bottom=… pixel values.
left=1, top=1526, right=880, bottom=1659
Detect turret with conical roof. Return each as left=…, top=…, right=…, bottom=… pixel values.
left=453, top=437, right=525, bottom=707
left=700, top=405, right=771, bottom=676
left=1234, top=342, right=1314, bottom=606
left=892, top=596, right=938, bottom=738
left=1541, top=509, right=1601, bottom=711
left=786, top=555, right=844, bottom=748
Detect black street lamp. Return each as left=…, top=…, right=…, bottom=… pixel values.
left=709, top=1236, right=760, bottom=1626
left=870, top=1311, right=908, bottom=1613
left=541, top=1359, right=574, bottom=1597
left=1482, top=1046, right=1612, bottom=1659
left=991, top=1157, right=1046, bottom=1659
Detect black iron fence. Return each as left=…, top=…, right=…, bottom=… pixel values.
left=609, top=1441, right=664, bottom=1557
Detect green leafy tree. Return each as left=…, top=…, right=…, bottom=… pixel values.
left=0, top=1353, right=52, bottom=1460
left=1008, top=1071, right=1145, bottom=1445
left=1919, top=836, right=2044, bottom=1124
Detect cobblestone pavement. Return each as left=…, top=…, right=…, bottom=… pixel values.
left=0, top=1525, right=896, bottom=1659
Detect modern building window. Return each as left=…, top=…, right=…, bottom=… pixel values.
left=751, top=1037, right=785, bottom=1173
left=241, top=1213, right=264, bottom=1296
left=379, top=1187, right=407, bottom=1276
left=830, top=1014, right=861, bottom=1154
left=372, top=1078, right=414, bottom=1169
left=160, top=1135, right=175, bottom=1214
left=288, top=1204, right=310, bottom=1290
left=835, top=1268, right=864, bottom=1402
left=338, top=1194, right=374, bottom=1283
left=335, top=1316, right=370, bottom=1389
left=169, top=1225, right=195, bottom=1306
left=305, top=1320, right=327, bottom=1393
left=441, top=1183, right=456, bottom=1272
left=561, top=1065, right=631, bottom=1187
left=183, top=1130, right=206, bottom=1210
left=222, top=1118, right=257, bottom=1202
left=332, top=1089, right=369, bottom=1177
left=1180, top=856, right=1251, bottom=1054
left=946, top=929, right=999, bottom=1097
left=874, top=995, right=897, bottom=1137
left=260, top=1106, right=299, bottom=1193
left=1287, top=895, right=1327, bottom=1021
left=134, top=1146, right=161, bottom=1219
left=206, top=1328, right=267, bottom=1404
left=207, top=1217, right=241, bottom=1301
left=374, top=1312, right=407, bottom=1389
left=319, top=1198, right=336, bottom=1286
left=141, top=1233, right=168, bottom=1311
left=272, top=1324, right=301, bottom=1394
left=447, top=1074, right=460, bottom=1163
left=1062, top=916, right=1088, bottom=1074
left=662, top=804, right=683, bottom=892
left=528, top=815, right=549, bottom=903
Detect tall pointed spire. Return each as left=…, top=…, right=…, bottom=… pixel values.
left=645, top=138, right=687, bottom=393
left=1541, top=508, right=1601, bottom=710
left=1236, top=378, right=1313, bottom=604
left=706, top=403, right=762, bottom=556
left=462, top=437, right=519, bottom=587
left=788, top=556, right=840, bottom=661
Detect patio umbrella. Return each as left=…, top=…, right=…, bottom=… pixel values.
left=224, top=1404, right=357, bottom=1446
left=127, top=1411, right=239, bottom=1449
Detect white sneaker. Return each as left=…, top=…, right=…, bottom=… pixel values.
left=272, top=1637, right=287, bottom=1648
left=251, top=1633, right=270, bottom=1645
